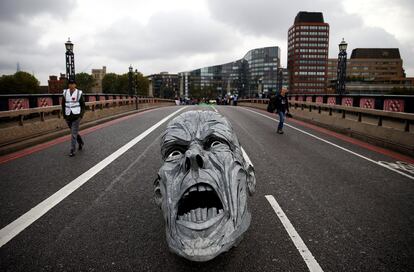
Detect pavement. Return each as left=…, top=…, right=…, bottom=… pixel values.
left=0, top=105, right=413, bottom=271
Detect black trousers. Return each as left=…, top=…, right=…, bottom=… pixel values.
left=66, top=118, right=83, bottom=151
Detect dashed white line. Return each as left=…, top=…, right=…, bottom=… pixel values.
left=265, top=195, right=324, bottom=272
left=0, top=107, right=185, bottom=248
left=241, top=146, right=321, bottom=271
left=241, top=107, right=414, bottom=181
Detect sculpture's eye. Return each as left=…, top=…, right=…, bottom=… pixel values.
left=205, top=138, right=229, bottom=150
left=210, top=141, right=222, bottom=147
left=167, top=150, right=183, bottom=160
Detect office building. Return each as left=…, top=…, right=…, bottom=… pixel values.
left=347, top=48, right=404, bottom=81
left=328, top=48, right=411, bottom=94
left=287, top=11, right=330, bottom=94
left=179, top=46, right=281, bottom=98
left=147, top=72, right=179, bottom=99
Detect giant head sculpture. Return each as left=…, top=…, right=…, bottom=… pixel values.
left=154, top=110, right=256, bottom=262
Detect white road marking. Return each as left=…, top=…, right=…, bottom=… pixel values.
left=265, top=195, right=324, bottom=272
left=378, top=161, right=414, bottom=174
left=0, top=107, right=185, bottom=248
left=241, top=146, right=253, bottom=167
left=211, top=105, right=218, bottom=112
left=241, top=107, right=414, bottom=180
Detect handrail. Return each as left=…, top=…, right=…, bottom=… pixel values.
left=0, top=98, right=175, bottom=119
left=238, top=98, right=414, bottom=124
left=290, top=100, right=414, bottom=121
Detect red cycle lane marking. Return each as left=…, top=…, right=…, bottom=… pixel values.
left=0, top=108, right=158, bottom=165
left=249, top=107, right=414, bottom=164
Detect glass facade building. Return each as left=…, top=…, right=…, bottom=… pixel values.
left=179, top=46, right=281, bottom=98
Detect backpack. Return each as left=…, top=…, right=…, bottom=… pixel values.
left=267, top=96, right=276, bottom=113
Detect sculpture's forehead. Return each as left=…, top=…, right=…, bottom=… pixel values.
left=162, top=111, right=235, bottom=145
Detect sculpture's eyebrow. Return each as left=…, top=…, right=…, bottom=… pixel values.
left=198, top=121, right=234, bottom=148
left=162, top=122, right=192, bottom=145
left=161, top=123, right=193, bottom=159
left=162, top=130, right=191, bottom=146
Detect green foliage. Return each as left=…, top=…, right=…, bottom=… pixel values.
left=102, top=73, right=118, bottom=93
left=102, top=71, right=149, bottom=95
left=0, top=71, right=40, bottom=94
left=75, top=72, right=94, bottom=93
left=136, top=72, right=149, bottom=96
left=117, top=73, right=129, bottom=94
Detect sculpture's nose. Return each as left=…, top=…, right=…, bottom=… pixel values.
left=185, top=146, right=204, bottom=172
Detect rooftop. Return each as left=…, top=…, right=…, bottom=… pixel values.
left=350, top=48, right=401, bottom=59
left=294, top=11, right=324, bottom=23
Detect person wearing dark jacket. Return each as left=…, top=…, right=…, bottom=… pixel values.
left=61, top=79, right=86, bottom=157
left=275, top=87, right=289, bottom=134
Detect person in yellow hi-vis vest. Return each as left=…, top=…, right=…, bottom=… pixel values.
left=61, top=78, right=85, bottom=157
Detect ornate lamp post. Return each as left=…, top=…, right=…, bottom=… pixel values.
left=65, top=38, right=75, bottom=82
left=128, top=65, right=133, bottom=96
left=134, top=69, right=139, bottom=96
left=336, top=38, right=348, bottom=95
left=258, top=77, right=263, bottom=98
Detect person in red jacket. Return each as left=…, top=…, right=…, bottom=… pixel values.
left=61, top=78, right=85, bottom=157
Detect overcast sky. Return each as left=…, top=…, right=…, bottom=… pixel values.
left=0, top=0, right=413, bottom=85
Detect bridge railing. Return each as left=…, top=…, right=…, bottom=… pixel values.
left=238, top=98, right=414, bottom=156
left=238, top=98, right=413, bottom=131
left=0, top=93, right=175, bottom=112
left=290, top=100, right=414, bottom=132
left=0, top=97, right=175, bottom=154
left=291, top=94, right=413, bottom=113
left=0, top=97, right=174, bottom=126
left=241, top=94, right=414, bottom=113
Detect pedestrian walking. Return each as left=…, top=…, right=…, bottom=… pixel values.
left=275, top=87, right=290, bottom=134
left=61, top=78, right=85, bottom=157
left=233, top=94, right=238, bottom=106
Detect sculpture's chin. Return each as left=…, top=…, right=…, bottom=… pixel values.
left=167, top=211, right=251, bottom=262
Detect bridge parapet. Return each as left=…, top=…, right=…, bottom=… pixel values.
left=287, top=94, right=413, bottom=113
left=0, top=96, right=175, bottom=154
left=238, top=98, right=414, bottom=156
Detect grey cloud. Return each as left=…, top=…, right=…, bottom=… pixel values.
left=94, top=10, right=242, bottom=61
left=206, top=0, right=337, bottom=38
left=0, top=21, right=41, bottom=50
left=0, top=0, right=76, bottom=21
left=206, top=0, right=414, bottom=75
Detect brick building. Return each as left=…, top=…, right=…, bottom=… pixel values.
left=287, top=11, right=330, bottom=94
left=48, top=74, right=66, bottom=93
left=327, top=48, right=411, bottom=94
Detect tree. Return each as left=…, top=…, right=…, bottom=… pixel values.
left=0, top=71, right=40, bottom=94
left=102, top=73, right=118, bottom=93
left=117, top=73, right=129, bottom=94
left=102, top=70, right=149, bottom=95
left=0, top=75, right=15, bottom=94
left=135, top=72, right=149, bottom=97
left=75, top=72, right=94, bottom=93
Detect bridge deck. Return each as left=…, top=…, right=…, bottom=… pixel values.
left=1, top=105, right=413, bottom=271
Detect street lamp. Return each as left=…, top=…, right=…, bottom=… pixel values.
left=258, top=77, right=263, bottom=98
left=128, top=65, right=133, bottom=96
left=65, top=38, right=75, bottom=82
left=134, top=69, right=138, bottom=96
left=336, top=38, right=348, bottom=95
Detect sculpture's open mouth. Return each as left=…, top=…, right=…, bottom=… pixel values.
left=176, top=183, right=225, bottom=230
